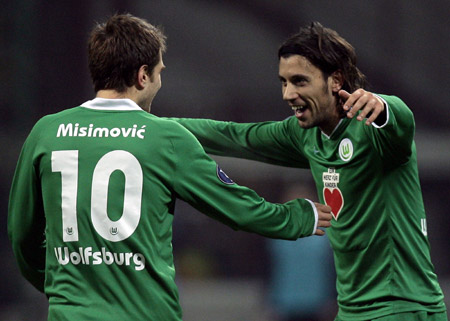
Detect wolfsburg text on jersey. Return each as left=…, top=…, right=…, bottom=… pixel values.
left=57, top=123, right=146, bottom=139
left=54, top=246, right=146, bottom=271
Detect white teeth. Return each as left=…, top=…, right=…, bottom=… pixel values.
left=292, top=106, right=306, bottom=112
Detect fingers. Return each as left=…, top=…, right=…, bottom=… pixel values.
left=338, top=89, right=351, bottom=100
left=315, top=203, right=332, bottom=224
left=315, top=202, right=331, bottom=211
left=340, top=89, right=384, bottom=125
left=314, top=228, right=326, bottom=236
left=353, top=95, right=382, bottom=125
left=340, top=88, right=363, bottom=115
left=363, top=96, right=385, bottom=125
left=314, top=202, right=332, bottom=235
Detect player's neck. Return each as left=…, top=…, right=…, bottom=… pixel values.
left=96, top=89, right=135, bottom=100
left=319, top=104, right=342, bottom=136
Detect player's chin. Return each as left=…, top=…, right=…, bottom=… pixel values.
left=297, top=119, right=314, bottom=129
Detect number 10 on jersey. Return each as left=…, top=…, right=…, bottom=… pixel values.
left=51, top=150, right=143, bottom=242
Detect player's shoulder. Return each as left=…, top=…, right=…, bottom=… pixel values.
left=150, top=115, right=187, bottom=127
left=283, top=115, right=300, bottom=127
left=282, top=115, right=309, bottom=136
left=152, top=117, right=209, bottom=152
left=30, top=107, right=82, bottom=135
left=150, top=115, right=199, bottom=137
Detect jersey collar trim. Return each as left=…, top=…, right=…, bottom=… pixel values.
left=80, top=98, right=142, bottom=111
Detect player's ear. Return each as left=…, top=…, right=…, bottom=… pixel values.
left=136, top=65, right=149, bottom=89
left=330, top=70, right=344, bottom=93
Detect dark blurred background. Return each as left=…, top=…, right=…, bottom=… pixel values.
left=1, top=1, right=449, bottom=320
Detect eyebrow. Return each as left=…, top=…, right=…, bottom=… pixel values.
left=278, top=74, right=310, bottom=82
left=292, top=74, right=309, bottom=81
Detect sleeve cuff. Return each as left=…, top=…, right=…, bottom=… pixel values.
left=372, top=94, right=390, bottom=128
left=305, top=199, right=318, bottom=235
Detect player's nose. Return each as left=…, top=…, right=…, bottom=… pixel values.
left=282, top=83, right=298, bottom=101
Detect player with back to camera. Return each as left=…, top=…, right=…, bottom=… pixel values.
left=169, top=22, right=448, bottom=321
left=7, top=14, right=333, bottom=320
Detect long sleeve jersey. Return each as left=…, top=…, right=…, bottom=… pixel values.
left=8, top=98, right=318, bottom=321
left=169, top=94, right=447, bottom=320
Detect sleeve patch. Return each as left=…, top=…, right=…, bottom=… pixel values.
left=216, top=165, right=235, bottom=185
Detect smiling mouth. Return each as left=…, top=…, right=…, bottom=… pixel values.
left=291, top=105, right=308, bottom=117
left=291, top=106, right=307, bottom=112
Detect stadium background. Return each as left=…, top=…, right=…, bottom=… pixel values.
left=1, top=1, right=449, bottom=320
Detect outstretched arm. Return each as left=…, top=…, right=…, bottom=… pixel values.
left=171, top=124, right=330, bottom=239
left=169, top=117, right=310, bottom=168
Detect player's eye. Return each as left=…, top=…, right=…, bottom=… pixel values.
left=292, top=76, right=307, bottom=86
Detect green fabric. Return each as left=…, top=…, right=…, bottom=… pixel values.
left=169, top=94, right=447, bottom=319
left=8, top=98, right=317, bottom=320
left=335, top=310, right=448, bottom=321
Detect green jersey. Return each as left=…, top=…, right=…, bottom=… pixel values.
left=8, top=98, right=318, bottom=321
left=169, top=95, right=447, bottom=320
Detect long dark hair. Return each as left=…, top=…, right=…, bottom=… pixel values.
left=278, top=22, right=367, bottom=93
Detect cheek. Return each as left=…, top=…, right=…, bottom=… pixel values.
left=281, top=85, right=287, bottom=98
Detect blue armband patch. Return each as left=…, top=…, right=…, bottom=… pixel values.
left=216, top=165, right=234, bottom=185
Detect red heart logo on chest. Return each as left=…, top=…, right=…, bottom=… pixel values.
left=323, top=188, right=344, bottom=220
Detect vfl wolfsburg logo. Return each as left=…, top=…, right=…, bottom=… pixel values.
left=110, top=227, right=119, bottom=235
left=339, top=138, right=353, bottom=162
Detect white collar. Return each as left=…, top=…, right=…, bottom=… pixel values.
left=80, top=98, right=142, bottom=111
